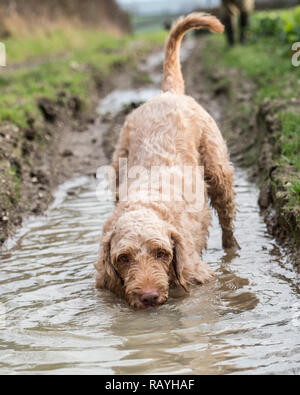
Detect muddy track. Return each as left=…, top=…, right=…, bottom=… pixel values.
left=1, top=36, right=298, bottom=268
left=1, top=37, right=300, bottom=375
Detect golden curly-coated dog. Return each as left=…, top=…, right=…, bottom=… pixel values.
left=95, top=13, right=240, bottom=309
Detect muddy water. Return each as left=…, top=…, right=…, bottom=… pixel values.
left=1, top=43, right=300, bottom=375
left=0, top=169, right=299, bottom=374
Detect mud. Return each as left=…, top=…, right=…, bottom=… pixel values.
left=0, top=89, right=100, bottom=245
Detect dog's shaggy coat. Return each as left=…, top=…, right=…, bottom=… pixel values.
left=95, top=13, right=239, bottom=309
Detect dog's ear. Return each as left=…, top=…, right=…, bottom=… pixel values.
left=170, top=230, right=189, bottom=293
left=95, top=231, right=121, bottom=284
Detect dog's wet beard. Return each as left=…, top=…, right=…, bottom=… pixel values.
left=122, top=264, right=170, bottom=309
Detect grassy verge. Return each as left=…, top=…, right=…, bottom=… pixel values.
left=201, top=8, right=300, bottom=243
left=0, top=28, right=167, bottom=128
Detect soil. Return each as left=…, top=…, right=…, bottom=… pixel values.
left=0, top=90, right=103, bottom=245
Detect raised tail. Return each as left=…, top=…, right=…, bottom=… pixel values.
left=162, top=13, right=224, bottom=95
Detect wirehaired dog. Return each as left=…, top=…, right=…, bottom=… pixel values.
left=95, top=13, right=239, bottom=309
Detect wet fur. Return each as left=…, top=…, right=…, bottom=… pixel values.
left=95, top=13, right=239, bottom=309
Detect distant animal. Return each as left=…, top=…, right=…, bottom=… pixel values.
left=221, top=0, right=255, bottom=46
left=164, top=20, right=172, bottom=31
left=95, top=13, right=239, bottom=309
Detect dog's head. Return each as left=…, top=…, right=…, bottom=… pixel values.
left=97, top=207, right=189, bottom=309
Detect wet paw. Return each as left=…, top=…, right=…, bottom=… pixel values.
left=222, top=233, right=240, bottom=251
left=193, top=262, right=215, bottom=284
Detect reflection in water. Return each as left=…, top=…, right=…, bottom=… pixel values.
left=0, top=168, right=299, bottom=374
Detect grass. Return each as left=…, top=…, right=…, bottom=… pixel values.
left=279, top=113, right=300, bottom=172
left=278, top=113, right=300, bottom=203
left=204, top=34, right=300, bottom=103
left=290, top=181, right=300, bottom=204
left=0, top=28, right=167, bottom=128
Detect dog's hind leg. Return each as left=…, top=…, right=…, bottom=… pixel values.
left=199, top=125, right=240, bottom=251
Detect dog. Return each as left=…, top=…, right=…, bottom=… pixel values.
left=221, top=0, right=255, bottom=46
left=95, top=13, right=240, bottom=309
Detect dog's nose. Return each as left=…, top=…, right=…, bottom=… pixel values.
left=140, top=291, right=160, bottom=307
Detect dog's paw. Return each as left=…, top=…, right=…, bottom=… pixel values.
left=222, top=232, right=240, bottom=251
left=192, top=262, right=215, bottom=284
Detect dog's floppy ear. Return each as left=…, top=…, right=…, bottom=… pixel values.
left=96, top=231, right=123, bottom=284
left=170, top=230, right=189, bottom=293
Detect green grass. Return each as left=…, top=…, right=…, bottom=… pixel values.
left=250, top=6, right=300, bottom=44
left=279, top=113, right=300, bottom=172
left=3, top=28, right=167, bottom=65
left=0, top=28, right=167, bottom=128
left=204, top=34, right=300, bottom=103
left=290, top=181, right=300, bottom=204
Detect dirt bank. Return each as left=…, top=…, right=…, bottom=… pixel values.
left=0, top=84, right=103, bottom=245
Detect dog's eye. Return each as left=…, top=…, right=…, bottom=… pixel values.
left=117, top=254, right=130, bottom=265
left=156, top=249, right=168, bottom=259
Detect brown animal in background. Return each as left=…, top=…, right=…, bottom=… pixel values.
left=95, top=13, right=240, bottom=309
left=222, top=0, right=255, bottom=46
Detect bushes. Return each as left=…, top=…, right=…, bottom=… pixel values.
left=250, top=6, right=300, bottom=44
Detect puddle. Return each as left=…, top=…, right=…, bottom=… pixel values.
left=97, top=88, right=161, bottom=116
left=0, top=169, right=299, bottom=374
left=97, top=38, right=196, bottom=116
left=0, top=39, right=299, bottom=375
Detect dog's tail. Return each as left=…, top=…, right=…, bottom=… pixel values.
left=162, top=13, right=224, bottom=95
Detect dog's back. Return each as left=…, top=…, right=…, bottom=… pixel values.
left=96, top=14, right=239, bottom=309
left=123, top=13, right=224, bottom=170
left=124, top=93, right=220, bottom=171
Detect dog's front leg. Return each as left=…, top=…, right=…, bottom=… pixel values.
left=111, top=127, right=130, bottom=202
